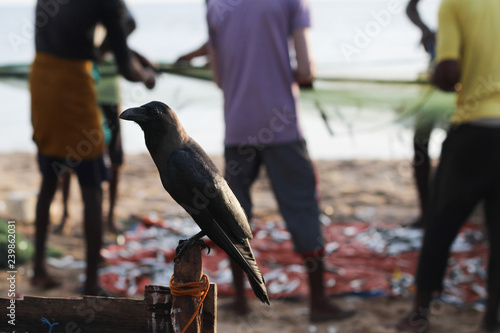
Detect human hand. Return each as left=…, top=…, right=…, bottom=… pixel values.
left=129, top=55, right=156, bottom=89
left=143, top=68, right=156, bottom=90
left=432, top=60, right=459, bottom=92
left=131, top=49, right=158, bottom=72
left=295, top=70, right=314, bottom=90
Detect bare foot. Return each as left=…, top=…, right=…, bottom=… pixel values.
left=395, top=312, right=429, bottom=333
left=31, top=275, right=62, bottom=290
left=310, top=302, right=356, bottom=322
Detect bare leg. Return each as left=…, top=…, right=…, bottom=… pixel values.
left=106, top=165, right=121, bottom=234
left=80, top=185, right=103, bottom=295
left=32, top=175, right=61, bottom=288
left=54, top=171, right=71, bottom=234
left=305, top=255, right=355, bottom=322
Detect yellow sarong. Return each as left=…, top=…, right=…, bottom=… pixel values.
left=30, top=52, right=104, bottom=160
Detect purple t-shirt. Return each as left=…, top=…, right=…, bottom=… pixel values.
left=207, top=0, right=311, bottom=147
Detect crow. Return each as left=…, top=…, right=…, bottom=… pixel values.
left=120, top=101, right=269, bottom=304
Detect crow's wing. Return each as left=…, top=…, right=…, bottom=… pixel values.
left=164, top=148, right=269, bottom=304
left=165, top=147, right=253, bottom=241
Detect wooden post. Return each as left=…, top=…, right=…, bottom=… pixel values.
left=171, top=245, right=203, bottom=333
left=144, top=285, right=174, bottom=333
left=201, top=284, right=217, bottom=333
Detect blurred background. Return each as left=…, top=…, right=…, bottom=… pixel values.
left=0, top=0, right=447, bottom=160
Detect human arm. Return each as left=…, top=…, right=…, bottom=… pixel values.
left=130, top=49, right=157, bottom=71
left=99, top=0, right=155, bottom=89
left=406, top=0, right=436, bottom=55
left=207, top=44, right=221, bottom=88
left=293, top=27, right=315, bottom=88
left=175, top=42, right=209, bottom=65
left=97, top=4, right=136, bottom=59
left=432, top=0, right=460, bottom=92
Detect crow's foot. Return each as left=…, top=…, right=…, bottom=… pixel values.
left=174, top=231, right=208, bottom=263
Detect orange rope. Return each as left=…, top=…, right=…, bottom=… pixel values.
left=170, top=273, right=210, bottom=333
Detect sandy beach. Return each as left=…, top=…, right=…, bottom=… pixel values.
left=0, top=152, right=488, bottom=333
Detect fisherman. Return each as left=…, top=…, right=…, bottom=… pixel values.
left=53, top=5, right=156, bottom=236
left=397, top=0, right=500, bottom=331
left=207, top=0, right=355, bottom=321
left=30, top=0, right=155, bottom=295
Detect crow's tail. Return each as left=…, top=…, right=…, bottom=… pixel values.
left=233, top=239, right=270, bottom=305
left=208, top=222, right=269, bottom=304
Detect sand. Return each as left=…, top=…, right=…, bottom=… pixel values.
left=0, top=152, right=489, bottom=332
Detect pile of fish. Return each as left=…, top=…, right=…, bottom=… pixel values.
left=92, top=214, right=488, bottom=307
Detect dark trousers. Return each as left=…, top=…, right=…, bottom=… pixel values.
left=413, top=116, right=435, bottom=222
left=416, top=124, right=500, bottom=295
left=224, top=140, right=323, bottom=254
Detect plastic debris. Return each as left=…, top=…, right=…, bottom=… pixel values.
left=320, top=213, right=332, bottom=226
left=308, top=325, right=318, bottom=333
left=354, top=206, right=376, bottom=222
left=327, top=326, right=338, bottom=333
left=47, top=255, right=86, bottom=270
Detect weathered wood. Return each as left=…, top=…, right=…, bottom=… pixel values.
left=201, top=284, right=217, bottom=333
left=144, top=285, right=174, bottom=333
left=171, top=245, right=203, bottom=333
left=0, top=249, right=218, bottom=333
left=0, top=295, right=147, bottom=333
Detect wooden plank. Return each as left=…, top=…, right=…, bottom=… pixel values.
left=144, top=285, right=174, bottom=332
left=0, top=296, right=147, bottom=333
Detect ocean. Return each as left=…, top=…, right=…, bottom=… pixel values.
left=0, top=0, right=447, bottom=160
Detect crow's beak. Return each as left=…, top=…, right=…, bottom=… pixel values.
left=119, top=107, right=149, bottom=122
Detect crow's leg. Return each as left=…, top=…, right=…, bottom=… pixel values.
left=175, top=231, right=209, bottom=262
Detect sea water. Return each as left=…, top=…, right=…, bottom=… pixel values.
left=0, top=0, right=446, bottom=160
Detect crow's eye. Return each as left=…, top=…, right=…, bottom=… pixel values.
left=152, top=108, right=161, bottom=119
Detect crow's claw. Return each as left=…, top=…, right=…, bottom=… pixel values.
left=196, top=239, right=211, bottom=255
left=175, top=239, right=191, bottom=262
left=174, top=238, right=210, bottom=263
left=173, top=231, right=207, bottom=263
